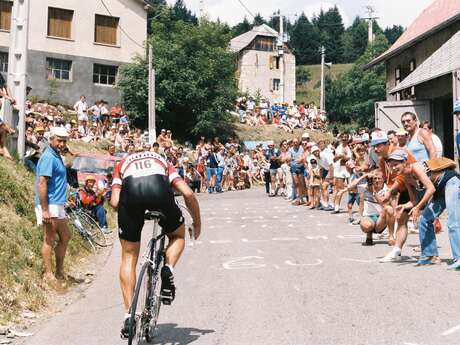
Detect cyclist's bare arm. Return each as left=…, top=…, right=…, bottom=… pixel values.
left=173, top=180, right=202, bottom=240
left=110, top=187, right=121, bottom=210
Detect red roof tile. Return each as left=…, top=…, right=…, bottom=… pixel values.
left=368, top=0, right=460, bottom=67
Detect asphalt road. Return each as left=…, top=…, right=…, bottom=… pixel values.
left=23, top=188, right=460, bottom=345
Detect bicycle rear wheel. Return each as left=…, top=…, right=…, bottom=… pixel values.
left=145, top=257, right=163, bottom=342
left=128, top=262, right=152, bottom=345
left=79, top=211, right=108, bottom=247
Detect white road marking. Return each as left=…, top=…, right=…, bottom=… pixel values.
left=261, top=224, right=267, bottom=228
left=208, top=225, right=215, bottom=229
left=256, top=249, right=264, bottom=254
left=241, top=238, right=270, bottom=243
left=442, top=324, right=460, bottom=336
left=284, top=259, right=323, bottom=267
left=241, top=224, right=247, bottom=228
left=225, top=220, right=232, bottom=223
left=337, top=234, right=364, bottom=239
left=272, top=216, right=279, bottom=219
left=209, top=240, right=232, bottom=244
left=403, top=342, right=422, bottom=345
left=223, top=256, right=265, bottom=270
left=306, top=235, right=328, bottom=240
left=288, top=224, right=294, bottom=227
left=293, top=285, right=301, bottom=292
left=341, top=258, right=376, bottom=263
left=272, top=237, right=299, bottom=241
left=273, top=264, right=280, bottom=269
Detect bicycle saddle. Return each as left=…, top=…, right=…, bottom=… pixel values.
left=144, top=210, right=166, bottom=222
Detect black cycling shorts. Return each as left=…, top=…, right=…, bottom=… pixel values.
left=117, top=174, right=184, bottom=242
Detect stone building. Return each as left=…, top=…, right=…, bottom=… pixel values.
left=367, top=0, right=460, bottom=160
left=0, top=0, right=149, bottom=106
left=230, top=24, right=296, bottom=105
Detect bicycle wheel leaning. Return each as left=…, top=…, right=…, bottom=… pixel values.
left=66, top=209, right=95, bottom=252
left=128, top=261, right=151, bottom=345
left=78, top=211, right=108, bottom=247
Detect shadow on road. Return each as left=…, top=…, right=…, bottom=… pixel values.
left=151, top=323, right=215, bottom=345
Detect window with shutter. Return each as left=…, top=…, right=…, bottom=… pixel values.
left=46, top=58, right=72, bottom=81
left=47, top=7, right=73, bottom=39
left=94, top=14, right=119, bottom=45
left=0, top=1, right=12, bottom=31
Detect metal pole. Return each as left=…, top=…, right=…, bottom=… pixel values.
left=368, top=18, right=374, bottom=43
left=279, top=12, right=284, bottom=103
left=148, top=44, right=156, bottom=144
left=320, top=46, right=325, bottom=112
left=6, top=0, right=30, bottom=159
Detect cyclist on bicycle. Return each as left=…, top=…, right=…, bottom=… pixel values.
left=110, top=150, right=202, bottom=338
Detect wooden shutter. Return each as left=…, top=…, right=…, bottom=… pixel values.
left=269, top=56, right=274, bottom=70
left=95, top=14, right=119, bottom=45
left=48, top=7, right=73, bottom=39
left=0, top=1, right=12, bottom=31
left=269, top=78, right=273, bottom=91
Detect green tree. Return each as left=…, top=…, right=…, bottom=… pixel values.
left=118, top=6, right=238, bottom=140
left=290, top=12, right=320, bottom=64
left=342, top=17, right=368, bottom=63
left=326, top=34, right=389, bottom=127
left=296, top=68, right=311, bottom=85
left=171, top=0, right=198, bottom=24
left=232, top=17, right=252, bottom=37
left=384, top=25, right=404, bottom=44
left=313, top=6, right=345, bottom=63
left=252, top=13, right=265, bottom=26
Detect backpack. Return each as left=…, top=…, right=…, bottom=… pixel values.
left=422, top=157, right=457, bottom=173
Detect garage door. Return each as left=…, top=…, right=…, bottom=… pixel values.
left=374, top=100, right=431, bottom=132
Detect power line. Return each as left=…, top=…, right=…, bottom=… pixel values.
left=99, top=0, right=144, bottom=49
left=235, top=0, right=256, bottom=19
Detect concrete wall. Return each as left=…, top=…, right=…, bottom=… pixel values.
left=237, top=49, right=296, bottom=105
left=26, top=50, right=123, bottom=106
left=385, top=21, right=460, bottom=101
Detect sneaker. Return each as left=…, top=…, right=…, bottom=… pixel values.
left=362, top=238, right=374, bottom=246
left=120, top=316, right=134, bottom=339
left=416, top=256, right=441, bottom=266
left=316, top=205, right=324, bottom=210
left=379, top=251, right=402, bottom=263
left=331, top=209, right=340, bottom=214
left=323, top=206, right=334, bottom=211
left=160, top=266, right=175, bottom=305
left=348, top=217, right=354, bottom=224
left=447, top=260, right=460, bottom=270
left=352, top=219, right=361, bottom=225
left=101, top=226, right=111, bottom=234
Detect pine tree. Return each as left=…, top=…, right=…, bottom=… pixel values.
left=290, top=13, right=320, bottom=64
left=172, top=0, right=198, bottom=24
left=384, top=25, right=405, bottom=45
left=342, top=17, right=368, bottom=63
left=232, top=17, right=252, bottom=37
left=313, top=6, right=345, bottom=63
left=252, top=13, right=265, bottom=26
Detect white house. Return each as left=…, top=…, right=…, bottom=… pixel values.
left=230, top=24, right=296, bottom=105
left=0, top=0, right=149, bottom=105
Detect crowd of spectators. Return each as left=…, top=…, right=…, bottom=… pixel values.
left=236, top=96, right=328, bottom=132
left=262, top=108, right=460, bottom=270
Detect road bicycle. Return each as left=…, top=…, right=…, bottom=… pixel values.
left=65, top=191, right=108, bottom=251
left=127, top=211, right=167, bottom=345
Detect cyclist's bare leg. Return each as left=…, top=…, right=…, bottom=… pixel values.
left=165, top=223, right=186, bottom=267
left=54, top=219, right=72, bottom=278
left=119, top=239, right=141, bottom=311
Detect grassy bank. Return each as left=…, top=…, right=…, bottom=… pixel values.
left=296, top=64, right=352, bottom=105
left=0, top=141, right=112, bottom=324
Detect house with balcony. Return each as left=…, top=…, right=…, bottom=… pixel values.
left=0, top=0, right=149, bottom=105
left=230, top=24, right=296, bottom=105
left=367, top=0, right=460, bottom=160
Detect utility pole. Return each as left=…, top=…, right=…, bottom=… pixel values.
left=320, top=46, right=325, bottom=112
left=148, top=43, right=156, bottom=144
left=364, top=6, right=379, bottom=44
left=273, top=10, right=285, bottom=103
left=199, top=0, right=204, bottom=25
left=6, top=0, right=30, bottom=159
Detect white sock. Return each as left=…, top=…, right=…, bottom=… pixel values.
left=166, top=264, right=174, bottom=273
left=124, top=313, right=131, bottom=320
left=392, top=247, right=401, bottom=256
left=334, top=205, right=339, bottom=211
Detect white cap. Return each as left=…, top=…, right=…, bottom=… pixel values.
left=50, top=126, right=69, bottom=138
left=301, top=132, right=310, bottom=139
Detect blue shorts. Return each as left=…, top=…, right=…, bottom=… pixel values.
left=347, top=192, right=360, bottom=206
left=291, top=164, right=305, bottom=175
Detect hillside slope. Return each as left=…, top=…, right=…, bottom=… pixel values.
left=296, top=64, right=352, bottom=105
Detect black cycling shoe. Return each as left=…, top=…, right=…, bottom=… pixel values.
left=160, top=266, right=175, bottom=305
left=120, top=316, right=135, bottom=339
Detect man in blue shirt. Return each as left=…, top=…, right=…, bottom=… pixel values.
left=454, top=101, right=460, bottom=166
left=35, top=127, right=71, bottom=287
left=288, top=137, right=306, bottom=205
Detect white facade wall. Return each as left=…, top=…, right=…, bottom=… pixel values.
left=237, top=49, right=296, bottom=105
left=0, top=0, right=146, bottom=63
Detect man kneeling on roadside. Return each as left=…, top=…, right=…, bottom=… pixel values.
left=79, top=175, right=109, bottom=233
left=340, top=170, right=394, bottom=246
left=35, top=127, right=72, bottom=288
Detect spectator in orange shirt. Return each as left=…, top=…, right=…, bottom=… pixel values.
left=79, top=176, right=108, bottom=232
left=111, top=104, right=123, bottom=125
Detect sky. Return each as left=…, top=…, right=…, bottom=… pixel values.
left=166, top=0, right=435, bottom=29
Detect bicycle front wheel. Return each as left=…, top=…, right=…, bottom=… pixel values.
left=79, top=211, right=108, bottom=247
left=128, top=262, right=152, bottom=345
